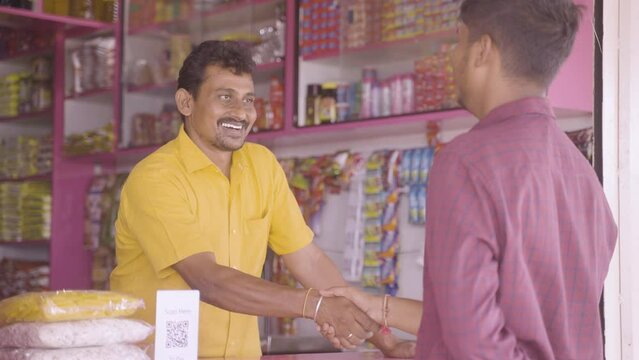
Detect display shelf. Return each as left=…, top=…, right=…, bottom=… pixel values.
left=126, top=61, right=284, bottom=96
left=0, top=5, right=114, bottom=29
left=0, top=47, right=54, bottom=62
left=127, top=81, right=176, bottom=95
left=65, top=87, right=113, bottom=100
left=0, top=240, right=49, bottom=247
left=301, top=29, right=457, bottom=67
left=128, top=0, right=280, bottom=36
left=0, top=108, right=53, bottom=123
left=63, top=150, right=115, bottom=162
left=116, top=144, right=160, bottom=158
left=0, top=173, right=52, bottom=183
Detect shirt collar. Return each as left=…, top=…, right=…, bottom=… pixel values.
left=177, top=125, right=245, bottom=174
left=472, top=97, right=555, bottom=131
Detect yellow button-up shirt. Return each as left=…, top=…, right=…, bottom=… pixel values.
left=110, top=126, right=313, bottom=358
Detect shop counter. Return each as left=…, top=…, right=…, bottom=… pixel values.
left=202, top=350, right=400, bottom=359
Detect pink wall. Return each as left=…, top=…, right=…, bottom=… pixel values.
left=548, top=0, right=594, bottom=112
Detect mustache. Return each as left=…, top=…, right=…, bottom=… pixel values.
left=217, top=117, right=249, bottom=127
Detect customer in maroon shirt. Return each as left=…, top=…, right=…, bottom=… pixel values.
left=321, top=0, right=618, bottom=359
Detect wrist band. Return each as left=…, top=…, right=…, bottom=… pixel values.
left=313, top=295, right=325, bottom=322
left=302, top=288, right=314, bottom=319
left=381, top=294, right=391, bottom=335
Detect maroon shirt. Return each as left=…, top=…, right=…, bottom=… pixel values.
left=416, top=97, right=617, bottom=359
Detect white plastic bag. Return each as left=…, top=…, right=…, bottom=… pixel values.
left=0, top=318, right=153, bottom=349
left=0, top=344, right=150, bottom=360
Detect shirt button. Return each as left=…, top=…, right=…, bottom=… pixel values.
left=232, top=229, right=237, bottom=235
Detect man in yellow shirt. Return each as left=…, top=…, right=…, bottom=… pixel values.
left=110, top=40, right=412, bottom=358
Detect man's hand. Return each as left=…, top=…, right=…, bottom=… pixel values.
left=321, top=286, right=384, bottom=324
left=313, top=296, right=378, bottom=349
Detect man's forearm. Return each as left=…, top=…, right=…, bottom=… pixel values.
left=283, top=243, right=348, bottom=289
left=175, top=252, right=308, bottom=318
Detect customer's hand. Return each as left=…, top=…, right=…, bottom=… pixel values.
left=318, top=322, right=416, bottom=358
left=321, top=286, right=384, bottom=324
left=374, top=331, right=416, bottom=359
left=314, top=296, right=378, bottom=349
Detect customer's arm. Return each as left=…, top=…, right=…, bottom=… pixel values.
left=320, top=286, right=423, bottom=335
left=283, top=243, right=416, bottom=358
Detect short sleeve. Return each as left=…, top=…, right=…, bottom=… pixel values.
left=267, top=155, right=314, bottom=255
left=118, top=167, right=215, bottom=278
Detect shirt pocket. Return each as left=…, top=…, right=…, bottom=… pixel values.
left=241, top=215, right=271, bottom=276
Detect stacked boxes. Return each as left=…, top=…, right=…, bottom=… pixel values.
left=414, top=45, right=457, bottom=112
left=299, top=0, right=340, bottom=58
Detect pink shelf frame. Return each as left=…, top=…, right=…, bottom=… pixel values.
left=127, top=0, right=279, bottom=35
left=65, top=87, right=113, bottom=100
left=0, top=108, right=53, bottom=123
left=290, top=109, right=468, bottom=135
left=0, top=5, right=114, bottom=29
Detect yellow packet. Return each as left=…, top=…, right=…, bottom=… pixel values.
left=0, top=290, right=144, bottom=325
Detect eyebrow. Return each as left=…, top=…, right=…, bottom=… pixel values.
left=215, top=88, right=255, bottom=98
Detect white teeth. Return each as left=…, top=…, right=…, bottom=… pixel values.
left=221, top=123, right=243, bottom=130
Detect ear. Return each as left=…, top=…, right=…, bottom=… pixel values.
left=175, top=88, right=193, bottom=118
left=472, top=34, right=495, bottom=68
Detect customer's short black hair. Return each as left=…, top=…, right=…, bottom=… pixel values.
left=460, top=0, right=583, bottom=86
left=177, top=40, right=255, bottom=98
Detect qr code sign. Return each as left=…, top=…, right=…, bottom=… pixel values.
left=166, top=320, right=189, bottom=348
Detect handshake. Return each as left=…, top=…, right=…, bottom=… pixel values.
left=303, top=287, right=416, bottom=358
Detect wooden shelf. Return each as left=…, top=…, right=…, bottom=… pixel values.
left=128, top=0, right=280, bottom=36
left=0, top=173, right=52, bottom=183
left=0, top=108, right=53, bottom=123
left=0, top=6, right=114, bottom=29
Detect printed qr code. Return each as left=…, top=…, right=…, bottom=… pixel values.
left=166, top=320, right=189, bottom=348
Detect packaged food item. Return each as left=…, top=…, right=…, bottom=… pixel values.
left=64, top=122, right=114, bottom=156
left=336, top=83, right=350, bottom=122
left=381, top=80, right=391, bottom=117
left=0, top=260, right=49, bottom=300
left=400, top=149, right=413, bottom=186
left=318, top=82, right=338, bottom=124
left=419, top=147, right=435, bottom=184
left=410, top=148, right=423, bottom=185
left=0, top=318, right=153, bottom=348
left=0, top=291, right=144, bottom=325
left=269, top=76, right=284, bottom=130
left=409, top=185, right=420, bottom=224
left=418, top=186, right=427, bottom=224
left=305, top=84, right=322, bottom=126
